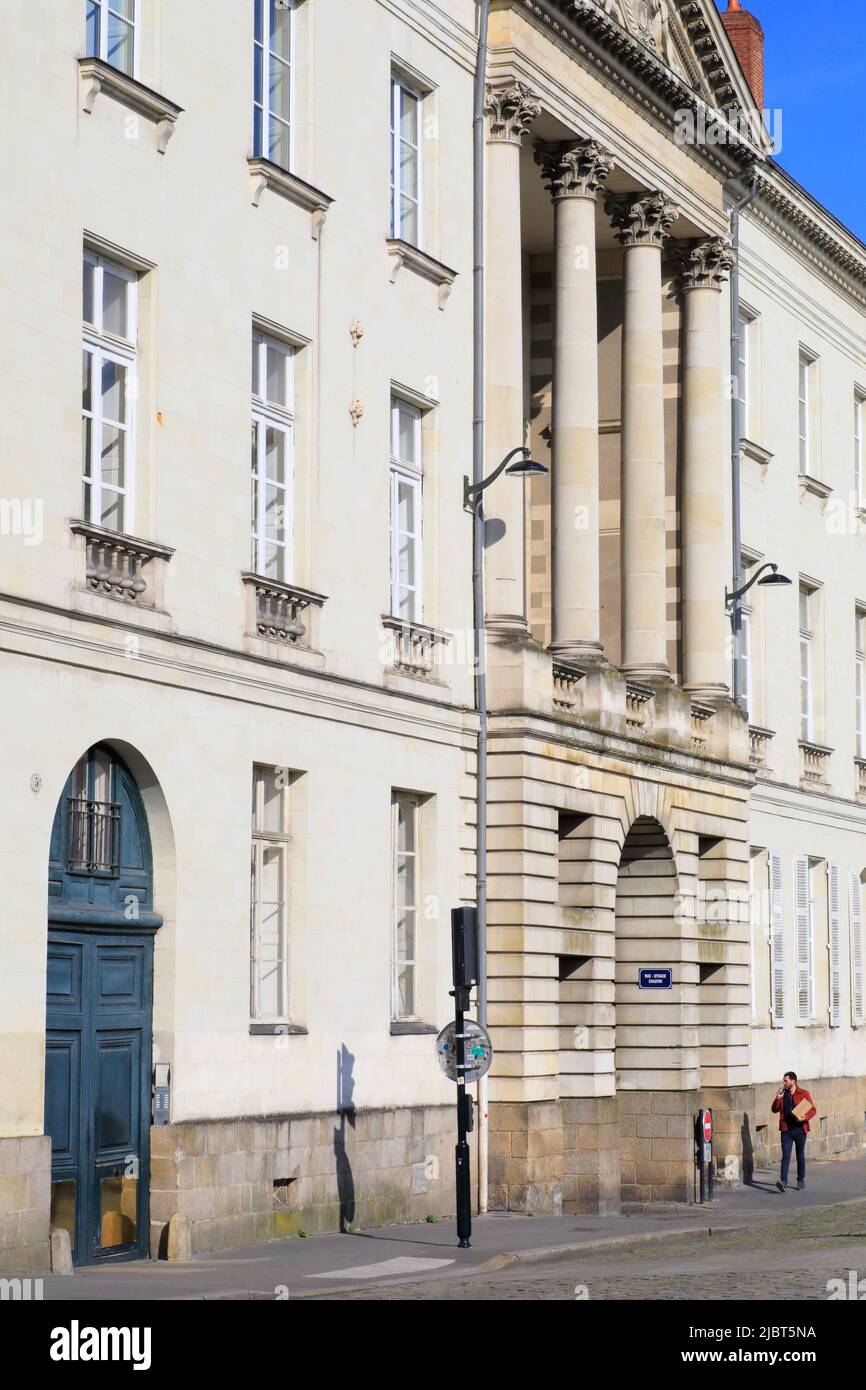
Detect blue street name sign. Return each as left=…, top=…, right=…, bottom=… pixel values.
left=638, top=968, right=673, bottom=990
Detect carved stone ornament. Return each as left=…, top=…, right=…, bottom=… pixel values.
left=679, top=236, right=736, bottom=291
left=597, top=0, right=684, bottom=76
left=606, top=191, right=680, bottom=248
left=535, top=139, right=615, bottom=201
left=350, top=397, right=364, bottom=428
left=485, top=82, right=541, bottom=146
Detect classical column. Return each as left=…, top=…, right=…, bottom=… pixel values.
left=679, top=236, right=735, bottom=699
left=484, top=82, right=540, bottom=633
left=607, top=191, right=679, bottom=681
left=535, top=138, right=614, bottom=662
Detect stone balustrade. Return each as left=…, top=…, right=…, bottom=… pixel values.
left=799, top=740, right=833, bottom=790
left=71, top=520, right=174, bottom=608
left=855, top=758, right=866, bottom=802
left=690, top=702, right=715, bottom=754
left=382, top=616, right=451, bottom=679
left=748, top=725, right=775, bottom=776
left=553, top=661, right=586, bottom=713
left=625, top=682, right=654, bottom=734
left=243, top=574, right=326, bottom=647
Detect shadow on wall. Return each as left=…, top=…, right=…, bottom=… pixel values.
left=741, top=1112, right=754, bottom=1184
left=334, top=1043, right=356, bottom=1233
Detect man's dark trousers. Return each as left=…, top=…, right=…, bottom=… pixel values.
left=781, top=1126, right=807, bottom=1185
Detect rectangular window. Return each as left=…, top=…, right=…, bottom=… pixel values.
left=794, top=855, right=817, bottom=1026
left=856, top=610, right=866, bottom=758
left=392, top=792, right=419, bottom=1021
left=390, top=397, right=423, bottom=621
left=82, top=251, right=137, bottom=534
left=251, top=330, right=294, bottom=581
left=85, top=0, right=137, bottom=76
left=798, top=351, right=812, bottom=475
left=253, top=0, right=293, bottom=171
left=850, top=869, right=865, bottom=1027
left=250, top=765, right=290, bottom=1021
left=828, top=862, right=841, bottom=1028
left=769, top=850, right=785, bottom=1027
left=738, top=311, right=751, bottom=438
left=799, top=585, right=813, bottom=742
left=390, top=76, right=421, bottom=246
left=741, top=607, right=753, bottom=719
left=855, top=393, right=864, bottom=508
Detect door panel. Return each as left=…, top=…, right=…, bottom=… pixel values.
left=45, top=929, right=153, bottom=1265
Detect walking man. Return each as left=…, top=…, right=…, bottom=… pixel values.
left=771, top=1071, right=816, bottom=1192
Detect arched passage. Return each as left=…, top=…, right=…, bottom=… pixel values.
left=44, top=742, right=164, bottom=1266
left=615, top=816, right=695, bottom=1203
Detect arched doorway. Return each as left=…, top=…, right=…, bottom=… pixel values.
left=44, top=744, right=161, bottom=1265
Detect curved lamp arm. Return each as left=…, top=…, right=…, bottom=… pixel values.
left=463, top=447, right=530, bottom=512
left=725, top=562, right=781, bottom=611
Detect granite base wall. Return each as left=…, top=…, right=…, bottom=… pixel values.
left=705, top=1075, right=866, bottom=1183
left=0, top=1136, right=51, bottom=1274
left=149, top=1105, right=457, bottom=1257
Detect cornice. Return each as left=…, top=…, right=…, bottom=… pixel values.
left=751, top=166, right=866, bottom=312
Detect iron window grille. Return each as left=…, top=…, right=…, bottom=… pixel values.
left=67, top=796, right=121, bottom=875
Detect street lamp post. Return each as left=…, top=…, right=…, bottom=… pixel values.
left=464, top=444, right=547, bottom=1219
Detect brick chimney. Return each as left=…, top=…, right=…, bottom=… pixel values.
left=720, top=0, right=765, bottom=111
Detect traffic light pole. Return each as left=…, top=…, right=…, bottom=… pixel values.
left=453, top=982, right=473, bottom=1248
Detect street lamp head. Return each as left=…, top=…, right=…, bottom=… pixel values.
left=757, top=566, right=792, bottom=588
left=505, top=452, right=548, bottom=479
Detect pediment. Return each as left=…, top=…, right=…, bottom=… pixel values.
left=585, top=0, right=762, bottom=119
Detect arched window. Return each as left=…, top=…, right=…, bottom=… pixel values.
left=49, top=744, right=154, bottom=919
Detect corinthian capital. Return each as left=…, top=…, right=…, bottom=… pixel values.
left=485, top=82, right=541, bottom=145
left=534, top=138, right=615, bottom=201
left=679, top=236, right=736, bottom=291
left=606, top=191, right=680, bottom=248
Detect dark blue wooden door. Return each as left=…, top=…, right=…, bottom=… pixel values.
left=45, top=929, right=153, bottom=1264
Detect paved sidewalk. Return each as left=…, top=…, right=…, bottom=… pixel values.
left=39, top=1153, right=866, bottom=1301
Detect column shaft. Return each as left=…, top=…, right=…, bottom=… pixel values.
left=608, top=192, right=679, bottom=681
left=536, top=140, right=613, bottom=661
left=485, top=84, right=539, bottom=633
left=680, top=238, right=735, bottom=698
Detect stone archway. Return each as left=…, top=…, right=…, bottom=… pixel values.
left=615, top=816, right=695, bottom=1204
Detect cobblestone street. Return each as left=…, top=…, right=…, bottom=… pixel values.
left=312, top=1200, right=866, bottom=1300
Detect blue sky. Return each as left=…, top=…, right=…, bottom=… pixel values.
left=716, top=0, right=866, bottom=240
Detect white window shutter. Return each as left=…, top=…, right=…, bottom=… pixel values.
left=794, top=855, right=811, bottom=1026
left=851, top=868, right=865, bottom=1026
left=828, top=862, right=841, bottom=1027
left=770, top=851, right=785, bottom=1027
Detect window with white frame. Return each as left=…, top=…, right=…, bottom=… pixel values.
left=794, top=854, right=817, bottom=1026
left=799, top=585, right=814, bottom=742
left=253, top=0, right=293, bottom=171
left=851, top=869, right=865, bottom=1027
left=798, top=351, right=814, bottom=475
left=855, top=392, right=864, bottom=508
left=250, top=765, right=290, bottom=1021
left=857, top=609, right=866, bottom=759
left=741, top=606, right=753, bottom=719
left=82, top=251, right=138, bottom=534
left=85, top=0, right=137, bottom=76
left=390, top=397, right=423, bottom=621
left=392, top=792, right=420, bottom=1020
left=738, top=310, right=752, bottom=438
left=251, top=330, right=294, bottom=581
left=390, top=75, right=421, bottom=246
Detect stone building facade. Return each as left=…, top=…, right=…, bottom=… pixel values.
left=1, top=0, right=864, bottom=1271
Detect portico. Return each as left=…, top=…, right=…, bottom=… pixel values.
left=480, top=1, right=758, bottom=1210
